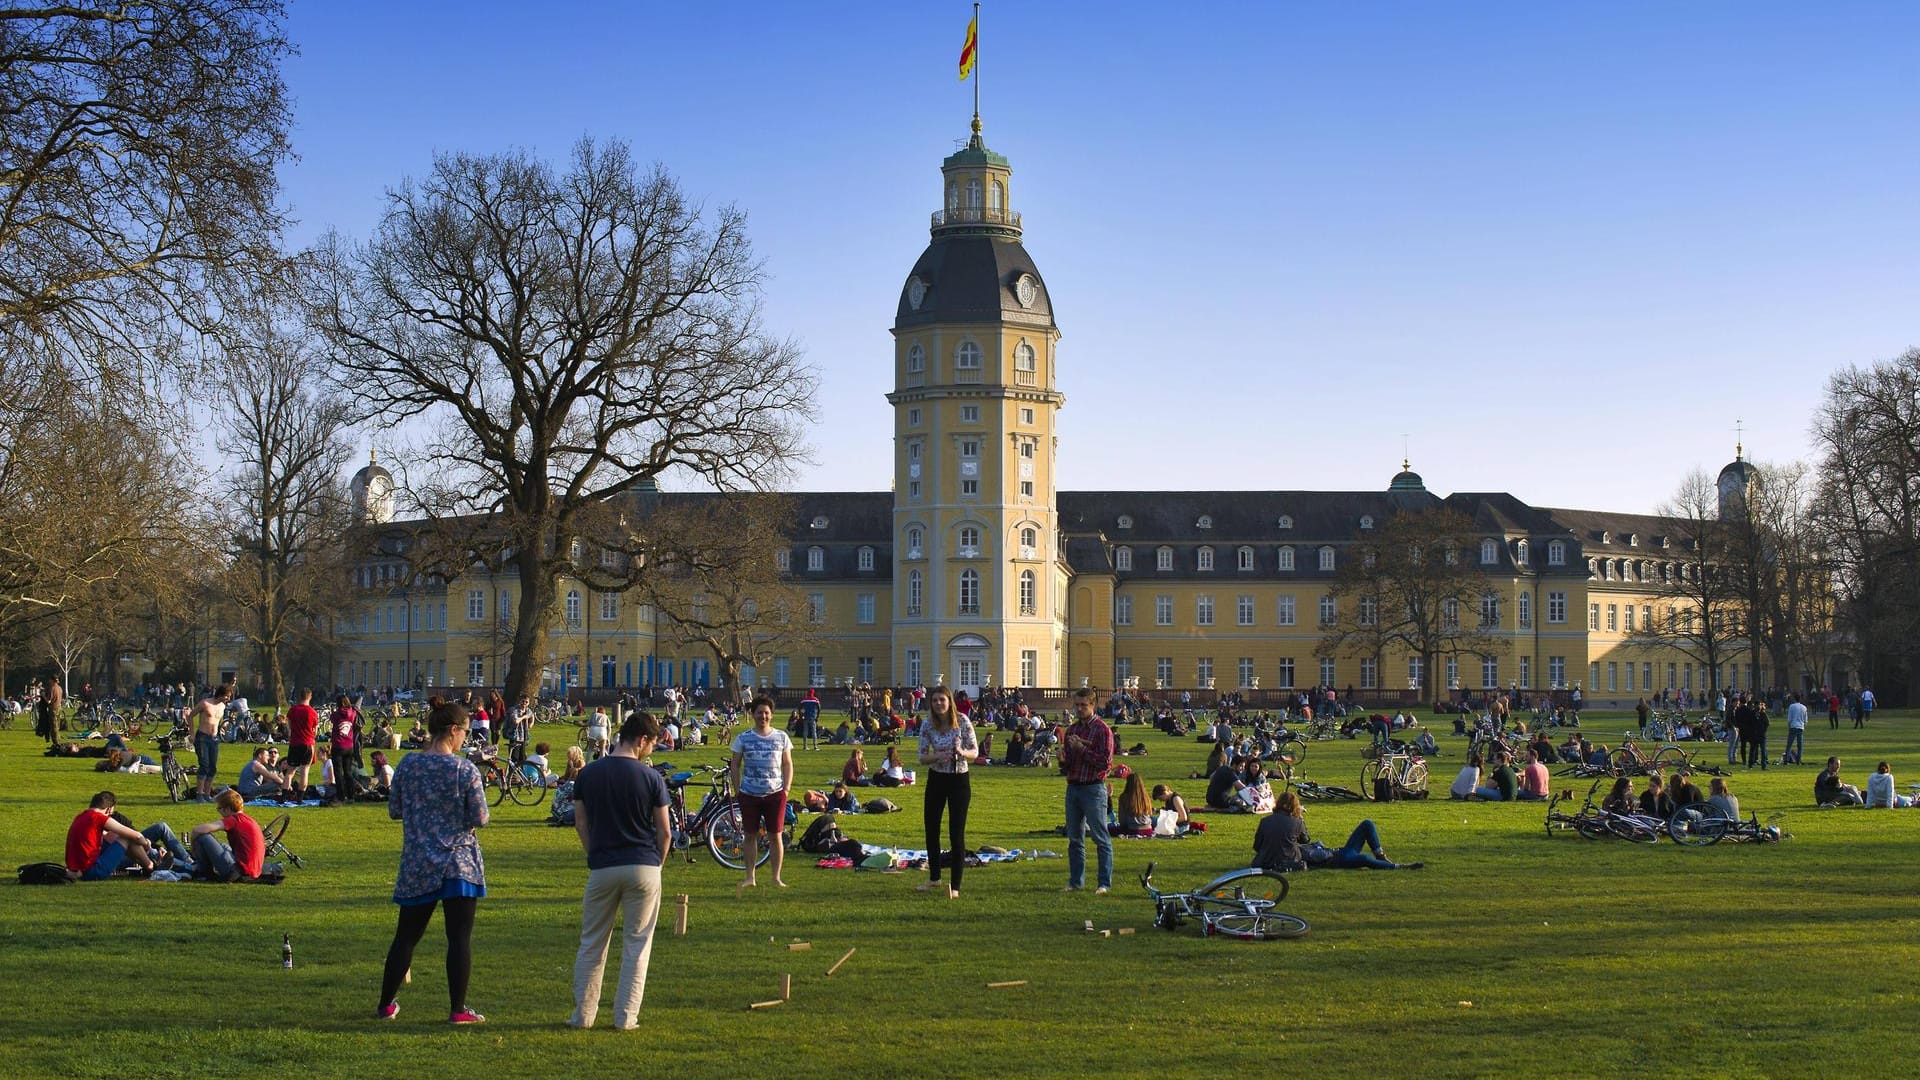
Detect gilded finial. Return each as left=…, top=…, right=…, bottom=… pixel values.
left=370, top=446, right=378, bottom=466
left=971, top=112, right=981, bottom=136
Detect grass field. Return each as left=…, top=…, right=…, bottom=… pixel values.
left=2, top=710, right=1916, bottom=1079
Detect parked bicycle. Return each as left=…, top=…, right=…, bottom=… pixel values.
left=1360, top=741, right=1429, bottom=800
left=663, top=764, right=783, bottom=870
left=1608, top=733, right=1690, bottom=777
left=1139, top=861, right=1309, bottom=940
left=469, top=744, right=548, bottom=807
left=1667, top=804, right=1788, bottom=846
left=158, top=735, right=192, bottom=803
left=258, top=813, right=307, bottom=869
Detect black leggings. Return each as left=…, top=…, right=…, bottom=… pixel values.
left=924, top=771, right=971, bottom=890
left=379, top=897, right=476, bottom=1011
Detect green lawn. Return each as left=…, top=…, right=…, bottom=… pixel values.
left=2, top=710, right=1916, bottom=1079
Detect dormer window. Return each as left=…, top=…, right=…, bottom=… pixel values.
left=1547, top=540, right=1567, bottom=566
left=1155, top=546, right=1174, bottom=571
left=1626, top=533, right=1639, bottom=547
left=1277, top=515, right=1293, bottom=530
left=1196, top=515, right=1213, bottom=530
left=1237, top=546, right=1255, bottom=572
left=1196, top=546, right=1215, bottom=571
left=1515, top=540, right=1530, bottom=566
left=1277, top=546, right=1295, bottom=571
left=1480, top=539, right=1499, bottom=565
left=1318, top=546, right=1335, bottom=572
left=1117, top=515, right=1133, bottom=530
left=1359, top=516, right=1374, bottom=530
left=811, top=516, right=828, bottom=530
left=857, top=546, right=875, bottom=572
left=807, top=546, right=825, bottom=572
left=1115, top=546, right=1133, bottom=572
left=1601, top=531, right=1613, bottom=545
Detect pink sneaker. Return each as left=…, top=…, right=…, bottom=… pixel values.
left=375, top=1002, right=399, bottom=1021
left=448, top=1008, right=486, bottom=1025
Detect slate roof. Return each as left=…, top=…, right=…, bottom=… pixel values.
left=895, top=234, right=1055, bottom=331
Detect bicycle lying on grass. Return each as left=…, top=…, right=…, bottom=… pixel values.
left=1667, top=804, right=1788, bottom=846
left=1543, top=779, right=1663, bottom=843
left=1288, top=776, right=1366, bottom=801
left=258, top=814, right=307, bottom=869
left=1140, top=861, right=1309, bottom=940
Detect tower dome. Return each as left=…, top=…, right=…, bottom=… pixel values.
left=350, top=449, right=395, bottom=524
left=1717, top=442, right=1755, bottom=521
left=1388, top=458, right=1426, bottom=493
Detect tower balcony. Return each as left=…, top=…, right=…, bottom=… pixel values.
left=930, top=206, right=1022, bottom=233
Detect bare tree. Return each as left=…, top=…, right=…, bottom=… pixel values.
left=1627, top=471, right=1749, bottom=701
left=213, top=313, right=358, bottom=704
left=1730, top=462, right=1838, bottom=693
left=0, top=0, right=292, bottom=401
left=1319, top=509, right=1497, bottom=705
left=637, top=495, right=819, bottom=703
left=1813, top=350, right=1920, bottom=702
left=310, top=139, right=816, bottom=703
left=37, top=615, right=95, bottom=696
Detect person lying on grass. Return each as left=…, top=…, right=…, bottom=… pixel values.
left=1252, top=791, right=1423, bottom=872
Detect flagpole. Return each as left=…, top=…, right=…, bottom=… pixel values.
left=972, top=2, right=981, bottom=130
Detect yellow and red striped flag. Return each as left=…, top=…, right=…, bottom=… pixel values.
left=958, top=15, right=977, bottom=81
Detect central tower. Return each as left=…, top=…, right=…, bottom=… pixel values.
left=888, top=119, right=1065, bottom=695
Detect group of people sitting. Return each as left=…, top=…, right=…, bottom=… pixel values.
left=839, top=747, right=917, bottom=787
left=1815, top=757, right=1914, bottom=808
left=222, top=744, right=392, bottom=803
left=64, top=788, right=266, bottom=882
left=1449, top=749, right=1553, bottom=801
left=1597, top=771, right=1730, bottom=819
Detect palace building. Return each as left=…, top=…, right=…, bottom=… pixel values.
left=255, top=118, right=1780, bottom=707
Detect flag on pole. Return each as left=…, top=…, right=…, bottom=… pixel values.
left=958, top=15, right=977, bottom=81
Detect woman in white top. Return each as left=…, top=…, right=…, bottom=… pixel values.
left=1865, top=762, right=1912, bottom=808
left=915, top=686, right=977, bottom=898
left=1707, top=777, right=1741, bottom=820
left=875, top=745, right=912, bottom=787
left=1449, top=755, right=1483, bottom=800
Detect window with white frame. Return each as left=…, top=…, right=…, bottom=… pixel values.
left=807, top=593, right=826, bottom=623
left=1156, top=657, right=1173, bottom=686
left=1237, top=546, right=1255, bottom=571
left=907, top=343, right=925, bottom=373
left=1447, top=656, right=1460, bottom=688
left=908, top=407, right=921, bottom=426
left=1318, top=594, right=1336, bottom=626
left=807, top=546, right=824, bottom=571
left=1238, top=657, right=1256, bottom=688
left=1277, top=595, right=1296, bottom=626
left=857, top=546, right=874, bottom=571
left=1482, top=656, right=1499, bottom=687
left=1519, top=656, right=1531, bottom=688
left=1115, top=546, right=1132, bottom=572
left=958, top=570, right=980, bottom=615
left=1114, top=657, right=1133, bottom=684
left=960, top=438, right=980, bottom=458
left=467, top=590, right=484, bottom=621
left=500, top=590, right=512, bottom=620
left=468, top=655, right=485, bottom=685
left=1358, top=595, right=1378, bottom=626
left=1549, top=656, right=1567, bottom=687
left=1020, top=649, right=1037, bottom=686
left=773, top=657, right=790, bottom=686
left=1589, top=661, right=1601, bottom=689
left=1020, top=407, right=1035, bottom=425
left=1442, top=597, right=1460, bottom=629
left=907, top=649, right=922, bottom=685
left=601, top=592, right=619, bottom=621
left=1623, top=604, right=1635, bottom=632
left=565, top=589, right=582, bottom=625
left=959, top=526, right=980, bottom=553
left=1517, top=592, right=1532, bottom=628
left=960, top=405, right=979, bottom=422
left=1320, top=657, right=1337, bottom=686
left=1547, top=540, right=1567, bottom=566
left=1408, top=655, right=1424, bottom=690
left=1589, top=604, right=1600, bottom=631
left=858, top=656, right=874, bottom=683
left=1318, top=546, right=1335, bottom=571
left=1020, top=527, right=1037, bottom=553
left=1236, top=594, right=1255, bottom=626
left=955, top=341, right=981, bottom=369
left=1481, top=539, right=1499, bottom=565
left=1196, top=546, right=1214, bottom=571
left=1548, top=591, right=1566, bottom=623
left=1480, top=593, right=1499, bottom=628
left=1642, top=604, right=1652, bottom=629
left=1606, top=662, right=1617, bottom=692
left=775, top=549, right=791, bottom=572
left=1114, top=595, right=1133, bottom=625
left=906, top=526, right=923, bottom=555
left=1360, top=657, right=1378, bottom=689
left=1018, top=570, right=1036, bottom=615
left=808, top=657, right=825, bottom=687
left=1623, top=661, right=1634, bottom=692
left=1196, top=595, right=1214, bottom=625
left=1516, top=539, right=1530, bottom=566
left=906, top=569, right=922, bottom=615
left=1156, top=546, right=1174, bottom=571
left=1196, top=657, right=1214, bottom=686
left=1277, top=546, right=1295, bottom=571
left=1014, top=342, right=1037, bottom=384
left=1278, top=657, right=1296, bottom=688
left=1606, top=604, right=1618, bottom=631
left=1155, top=594, right=1173, bottom=626
left=856, top=593, right=875, bottom=624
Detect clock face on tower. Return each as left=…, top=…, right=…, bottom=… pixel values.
left=1014, top=274, right=1037, bottom=309
left=907, top=277, right=927, bottom=310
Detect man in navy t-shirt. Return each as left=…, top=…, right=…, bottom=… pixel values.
left=568, top=712, right=671, bottom=1029
left=798, top=689, right=822, bottom=751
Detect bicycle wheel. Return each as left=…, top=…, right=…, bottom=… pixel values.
left=509, top=763, right=548, bottom=805
left=164, top=760, right=188, bottom=802
left=1668, top=802, right=1729, bottom=846
left=260, top=814, right=290, bottom=852
left=485, top=767, right=508, bottom=806
left=706, top=803, right=771, bottom=869
left=1574, top=815, right=1611, bottom=841
left=1207, top=911, right=1310, bottom=940
left=1359, top=759, right=1387, bottom=800
left=1399, top=760, right=1429, bottom=797
left=1652, top=746, right=1689, bottom=772
left=1606, top=748, right=1635, bottom=776
left=1277, top=738, right=1306, bottom=767
left=1607, top=816, right=1661, bottom=844
left=1197, top=866, right=1289, bottom=905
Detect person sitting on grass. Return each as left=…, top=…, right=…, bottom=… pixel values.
left=842, top=748, right=869, bottom=787
left=1518, top=748, right=1551, bottom=801
left=560, top=746, right=588, bottom=785
left=1707, top=777, right=1741, bottom=820
left=1639, top=774, right=1676, bottom=819
left=1473, top=752, right=1518, bottom=801
left=235, top=746, right=287, bottom=800
left=873, top=745, right=913, bottom=787
left=1114, top=771, right=1153, bottom=832
left=65, top=791, right=194, bottom=880
left=369, top=751, right=395, bottom=797
left=1252, top=790, right=1423, bottom=872
left=1601, top=776, right=1638, bottom=816
left=1671, top=770, right=1704, bottom=807
left=1558, top=734, right=1585, bottom=764
left=1204, top=755, right=1248, bottom=810
left=825, top=779, right=861, bottom=814
left=1864, top=762, right=1911, bottom=809
left=1151, top=784, right=1190, bottom=831
left=523, top=742, right=553, bottom=784
left=189, top=788, right=266, bottom=882
left=1584, top=742, right=1611, bottom=772
left=1815, top=757, right=1863, bottom=806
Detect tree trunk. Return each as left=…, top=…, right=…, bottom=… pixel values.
left=503, top=552, right=556, bottom=702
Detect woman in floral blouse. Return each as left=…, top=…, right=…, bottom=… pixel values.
left=377, top=698, right=490, bottom=1024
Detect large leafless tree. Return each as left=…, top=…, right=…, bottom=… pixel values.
left=309, top=139, right=815, bottom=703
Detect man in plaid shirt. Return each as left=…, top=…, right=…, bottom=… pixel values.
left=1061, top=686, right=1115, bottom=894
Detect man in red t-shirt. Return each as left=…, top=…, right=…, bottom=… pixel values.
left=284, top=687, right=320, bottom=801
left=189, top=789, right=265, bottom=881
left=65, top=791, right=192, bottom=880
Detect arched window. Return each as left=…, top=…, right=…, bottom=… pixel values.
left=958, top=569, right=980, bottom=614
left=907, top=569, right=922, bottom=615
left=1197, top=546, right=1215, bottom=571
left=955, top=341, right=981, bottom=370
left=990, top=179, right=1004, bottom=210
left=1155, top=546, right=1174, bottom=571
left=906, top=343, right=925, bottom=373
left=1115, top=546, right=1133, bottom=572
left=1237, top=546, right=1255, bottom=571
left=1019, top=569, right=1036, bottom=615
left=857, top=546, right=874, bottom=571
left=1547, top=540, right=1567, bottom=566
left=959, top=526, right=980, bottom=552
left=906, top=527, right=923, bottom=556
left=1480, top=539, right=1498, bottom=565
left=1020, top=527, right=1038, bottom=551
left=807, top=546, right=825, bottom=572
left=946, top=181, right=958, bottom=211
left=1277, top=546, right=1295, bottom=571
left=1515, top=539, right=1530, bottom=566
left=1014, top=341, right=1036, bottom=372
left=565, top=589, right=582, bottom=625
left=1318, top=546, right=1336, bottom=571
left=965, top=178, right=982, bottom=209
left=1277, top=515, right=1294, bottom=530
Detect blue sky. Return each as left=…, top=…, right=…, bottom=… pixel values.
left=282, top=2, right=1920, bottom=512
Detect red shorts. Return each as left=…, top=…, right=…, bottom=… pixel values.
left=737, top=790, right=787, bottom=835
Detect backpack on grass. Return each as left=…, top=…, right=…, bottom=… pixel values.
left=18, top=862, right=75, bottom=885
